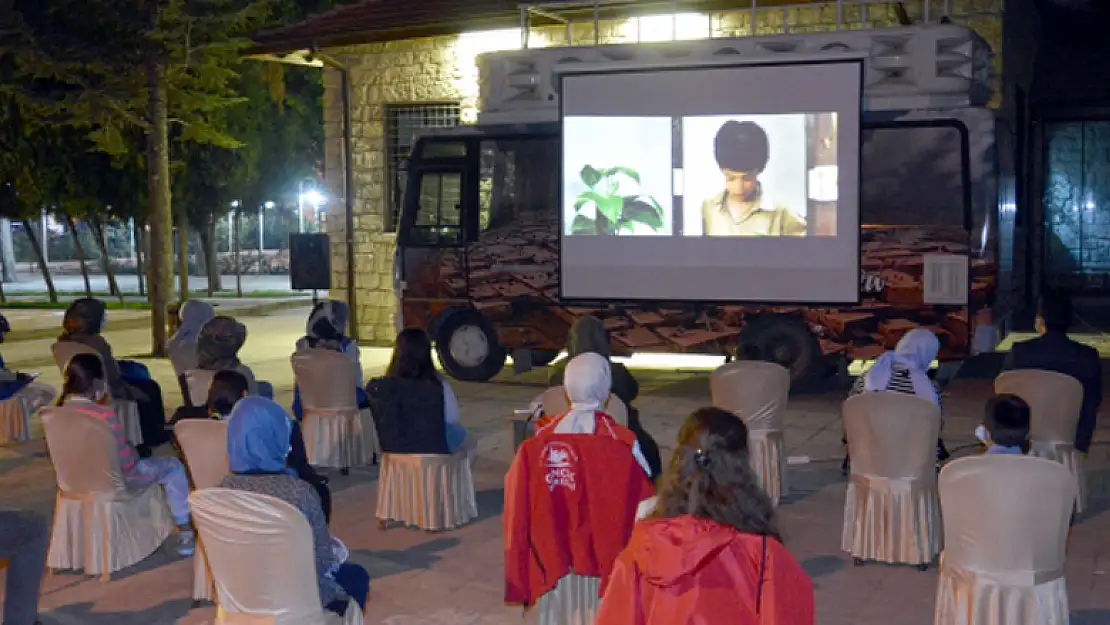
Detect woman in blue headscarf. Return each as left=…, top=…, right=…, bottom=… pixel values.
left=219, top=397, right=369, bottom=617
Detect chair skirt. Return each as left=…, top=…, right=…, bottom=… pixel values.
left=303, top=408, right=380, bottom=469
left=841, top=474, right=941, bottom=565
left=47, top=486, right=174, bottom=580
left=749, top=429, right=787, bottom=505
left=215, top=597, right=364, bottom=625
left=193, top=541, right=215, bottom=601
left=113, top=399, right=143, bottom=447
left=1029, top=441, right=1085, bottom=514
left=0, top=383, right=57, bottom=444
left=933, top=562, right=1069, bottom=625
left=376, top=449, right=478, bottom=531
left=538, top=574, right=601, bottom=625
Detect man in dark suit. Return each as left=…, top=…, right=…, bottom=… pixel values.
left=1004, top=291, right=1103, bottom=453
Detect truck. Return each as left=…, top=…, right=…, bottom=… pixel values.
left=392, top=22, right=1018, bottom=387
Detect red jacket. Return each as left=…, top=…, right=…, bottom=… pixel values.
left=597, top=516, right=815, bottom=625
left=504, top=411, right=654, bottom=607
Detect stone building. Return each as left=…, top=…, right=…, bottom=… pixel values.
left=251, top=0, right=1014, bottom=343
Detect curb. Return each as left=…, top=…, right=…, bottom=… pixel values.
left=4, top=299, right=312, bottom=343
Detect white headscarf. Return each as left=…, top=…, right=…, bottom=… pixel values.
left=556, top=352, right=612, bottom=435
left=864, top=328, right=940, bottom=405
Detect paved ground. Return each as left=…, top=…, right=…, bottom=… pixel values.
left=3, top=274, right=296, bottom=295
left=1, top=307, right=1109, bottom=624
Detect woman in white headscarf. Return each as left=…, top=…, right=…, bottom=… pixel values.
left=844, top=327, right=947, bottom=472
left=167, top=300, right=215, bottom=377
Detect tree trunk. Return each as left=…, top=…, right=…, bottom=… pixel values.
left=135, top=221, right=147, bottom=298
left=145, top=58, right=173, bottom=356
left=20, top=218, right=56, bottom=303
left=176, top=208, right=189, bottom=300
left=233, top=209, right=242, bottom=297
left=91, top=218, right=124, bottom=304
left=0, top=276, right=6, bottom=304
left=0, top=218, right=17, bottom=282
left=198, top=216, right=221, bottom=295
left=62, top=212, right=93, bottom=297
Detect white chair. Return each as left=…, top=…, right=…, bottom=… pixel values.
left=184, top=369, right=218, bottom=408
left=934, top=455, right=1074, bottom=625
left=292, top=349, right=379, bottom=472
left=189, top=488, right=363, bottom=625
left=533, top=386, right=628, bottom=427
left=377, top=443, right=478, bottom=532
left=710, top=361, right=791, bottom=504
left=50, top=342, right=143, bottom=446
left=41, top=407, right=173, bottom=581
left=995, top=369, right=1087, bottom=513
left=0, top=382, right=56, bottom=444
left=841, top=392, right=942, bottom=569
left=175, top=419, right=230, bottom=602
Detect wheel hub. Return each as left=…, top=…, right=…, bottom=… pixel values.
left=448, top=325, right=489, bottom=368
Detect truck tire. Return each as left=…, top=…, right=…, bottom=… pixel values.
left=531, top=350, right=560, bottom=367
left=740, top=316, right=822, bottom=388
left=435, top=311, right=507, bottom=382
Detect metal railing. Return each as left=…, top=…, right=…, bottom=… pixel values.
left=518, top=0, right=1002, bottom=48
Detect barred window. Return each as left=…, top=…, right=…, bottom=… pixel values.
left=385, top=103, right=461, bottom=230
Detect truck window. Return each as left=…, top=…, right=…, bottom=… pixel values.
left=408, top=171, right=463, bottom=246
left=861, top=124, right=967, bottom=228
left=480, top=137, right=559, bottom=231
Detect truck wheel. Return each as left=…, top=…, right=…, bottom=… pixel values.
left=435, top=311, right=507, bottom=382
left=531, top=350, right=560, bottom=367
left=740, top=316, right=822, bottom=387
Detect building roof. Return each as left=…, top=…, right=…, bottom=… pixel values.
left=249, top=0, right=812, bottom=54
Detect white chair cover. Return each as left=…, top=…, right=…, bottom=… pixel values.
left=175, top=419, right=230, bottom=601
left=292, top=349, right=379, bottom=470
left=41, top=407, right=173, bottom=581
left=51, top=341, right=142, bottom=445
left=376, top=443, right=478, bottom=531
left=0, top=382, right=56, bottom=443
left=934, top=456, right=1074, bottom=625
left=184, top=369, right=218, bottom=408
left=841, top=392, right=942, bottom=566
left=995, top=369, right=1086, bottom=513
left=189, top=488, right=363, bottom=625
left=538, top=574, right=601, bottom=625
left=710, top=361, right=791, bottom=504
left=533, top=386, right=628, bottom=427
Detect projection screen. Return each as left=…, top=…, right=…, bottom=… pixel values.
left=560, top=60, right=863, bottom=303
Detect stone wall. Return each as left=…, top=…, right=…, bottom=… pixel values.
left=321, top=1, right=1004, bottom=343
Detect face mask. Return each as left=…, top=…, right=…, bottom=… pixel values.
left=100, top=310, right=108, bottom=330
left=974, top=425, right=989, bottom=445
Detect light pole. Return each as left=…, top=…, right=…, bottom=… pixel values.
left=259, top=201, right=273, bottom=275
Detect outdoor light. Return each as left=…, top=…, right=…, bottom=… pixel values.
left=230, top=200, right=240, bottom=208
left=264, top=201, right=275, bottom=209
left=300, top=189, right=326, bottom=207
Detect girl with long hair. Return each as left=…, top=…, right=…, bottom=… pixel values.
left=597, top=407, right=814, bottom=625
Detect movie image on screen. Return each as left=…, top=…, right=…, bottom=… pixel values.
left=683, top=113, right=838, bottom=238
left=562, top=116, right=673, bottom=236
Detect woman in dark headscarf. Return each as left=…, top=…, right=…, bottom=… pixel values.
left=197, top=315, right=273, bottom=399
left=292, top=301, right=368, bottom=419
left=548, top=316, right=662, bottom=481
left=58, top=298, right=169, bottom=451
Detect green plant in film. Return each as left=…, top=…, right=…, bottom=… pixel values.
left=571, top=165, right=665, bottom=235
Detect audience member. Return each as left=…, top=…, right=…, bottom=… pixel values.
left=1004, top=290, right=1102, bottom=454
left=58, top=298, right=169, bottom=451
left=0, top=313, right=53, bottom=410
left=197, top=316, right=273, bottom=399
left=976, top=394, right=1031, bottom=456
left=367, top=329, right=468, bottom=453
left=206, top=370, right=251, bottom=419
left=599, top=407, right=814, bottom=624
left=845, top=327, right=948, bottom=473
left=166, top=300, right=216, bottom=377
left=220, top=397, right=367, bottom=615
left=548, top=316, right=662, bottom=480
left=293, top=301, right=369, bottom=420
left=57, top=353, right=195, bottom=556
left=0, top=508, right=49, bottom=625
left=504, top=352, right=654, bottom=615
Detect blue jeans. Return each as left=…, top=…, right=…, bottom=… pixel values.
left=326, top=563, right=370, bottom=614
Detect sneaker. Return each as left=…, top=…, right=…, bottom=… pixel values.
left=177, top=530, right=196, bottom=558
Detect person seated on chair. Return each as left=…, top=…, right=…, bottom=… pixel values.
left=292, top=301, right=370, bottom=420
left=0, top=508, right=49, bottom=625
left=58, top=298, right=169, bottom=452
left=166, top=300, right=215, bottom=378
left=598, top=407, right=814, bottom=625
left=1004, top=290, right=1102, bottom=456
left=975, top=394, right=1031, bottom=456
left=548, top=316, right=662, bottom=481
left=220, top=397, right=367, bottom=615
left=0, top=313, right=52, bottom=408
left=367, top=328, right=468, bottom=454
left=57, top=353, right=195, bottom=557
left=844, top=328, right=948, bottom=474
left=197, top=315, right=273, bottom=399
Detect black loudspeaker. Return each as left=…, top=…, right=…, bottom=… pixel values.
left=289, top=234, right=331, bottom=291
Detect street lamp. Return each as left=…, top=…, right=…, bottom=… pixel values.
left=298, top=189, right=326, bottom=233
left=259, top=201, right=274, bottom=275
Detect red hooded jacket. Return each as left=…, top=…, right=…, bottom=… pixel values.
left=597, top=516, right=815, bottom=625
left=504, top=411, right=654, bottom=607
